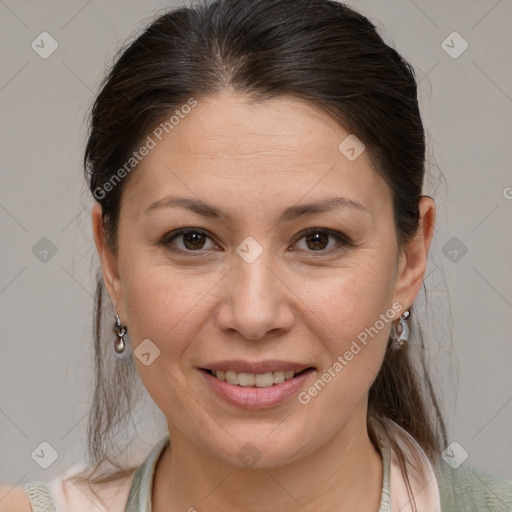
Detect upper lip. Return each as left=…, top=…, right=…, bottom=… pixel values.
left=200, top=360, right=315, bottom=374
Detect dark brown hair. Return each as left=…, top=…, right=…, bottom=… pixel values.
left=75, top=0, right=447, bottom=509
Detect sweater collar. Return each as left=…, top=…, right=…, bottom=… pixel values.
left=124, top=417, right=440, bottom=511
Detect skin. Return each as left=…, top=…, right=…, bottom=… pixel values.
left=91, top=92, right=435, bottom=512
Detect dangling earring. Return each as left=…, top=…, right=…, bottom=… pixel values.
left=390, top=309, right=410, bottom=350
left=113, top=314, right=130, bottom=358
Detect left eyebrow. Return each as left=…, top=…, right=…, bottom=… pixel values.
left=144, top=195, right=370, bottom=222
left=278, top=197, right=370, bottom=222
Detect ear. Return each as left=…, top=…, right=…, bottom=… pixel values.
left=392, top=196, right=436, bottom=314
left=92, top=203, right=125, bottom=318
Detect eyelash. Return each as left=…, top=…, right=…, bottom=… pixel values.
left=160, top=227, right=352, bottom=255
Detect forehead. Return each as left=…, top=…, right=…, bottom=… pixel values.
left=121, top=92, right=392, bottom=219
left=143, top=93, right=359, bottom=165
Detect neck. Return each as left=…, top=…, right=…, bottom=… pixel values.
left=152, top=409, right=383, bottom=512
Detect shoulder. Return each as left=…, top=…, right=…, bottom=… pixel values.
left=48, top=467, right=137, bottom=512
left=435, top=460, right=512, bottom=511
left=0, top=485, right=32, bottom=512
left=0, top=467, right=137, bottom=512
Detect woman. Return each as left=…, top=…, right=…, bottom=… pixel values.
left=5, top=0, right=511, bottom=510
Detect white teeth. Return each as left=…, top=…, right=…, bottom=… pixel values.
left=212, top=369, right=300, bottom=387
left=225, top=371, right=238, bottom=385
left=238, top=372, right=255, bottom=386
left=273, top=371, right=285, bottom=384
left=255, top=373, right=274, bottom=387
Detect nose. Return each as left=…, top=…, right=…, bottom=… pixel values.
left=214, top=246, right=295, bottom=340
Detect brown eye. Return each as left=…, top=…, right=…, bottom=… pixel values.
left=305, top=230, right=329, bottom=250
left=181, top=231, right=207, bottom=250
left=163, top=229, right=217, bottom=252
left=293, top=228, right=350, bottom=253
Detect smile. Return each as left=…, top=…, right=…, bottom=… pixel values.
left=199, top=367, right=316, bottom=409
left=204, top=368, right=311, bottom=388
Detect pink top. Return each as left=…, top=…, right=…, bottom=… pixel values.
left=45, top=466, right=136, bottom=512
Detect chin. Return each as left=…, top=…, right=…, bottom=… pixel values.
left=212, top=430, right=313, bottom=470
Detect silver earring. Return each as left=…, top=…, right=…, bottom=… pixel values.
left=113, top=314, right=130, bottom=358
left=390, top=310, right=410, bottom=350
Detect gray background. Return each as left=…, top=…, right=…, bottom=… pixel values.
left=1, top=0, right=511, bottom=491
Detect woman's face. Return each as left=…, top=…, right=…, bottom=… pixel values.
left=93, top=92, right=433, bottom=468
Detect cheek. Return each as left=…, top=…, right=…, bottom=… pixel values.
left=295, top=272, right=393, bottom=425
left=295, top=253, right=396, bottom=407
left=118, top=266, right=214, bottom=419
left=299, top=259, right=396, bottom=345
left=119, top=259, right=213, bottom=354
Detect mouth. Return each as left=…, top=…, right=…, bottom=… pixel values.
left=199, top=366, right=317, bottom=409
left=199, top=367, right=316, bottom=388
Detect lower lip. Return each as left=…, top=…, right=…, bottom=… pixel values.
left=199, top=368, right=316, bottom=410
